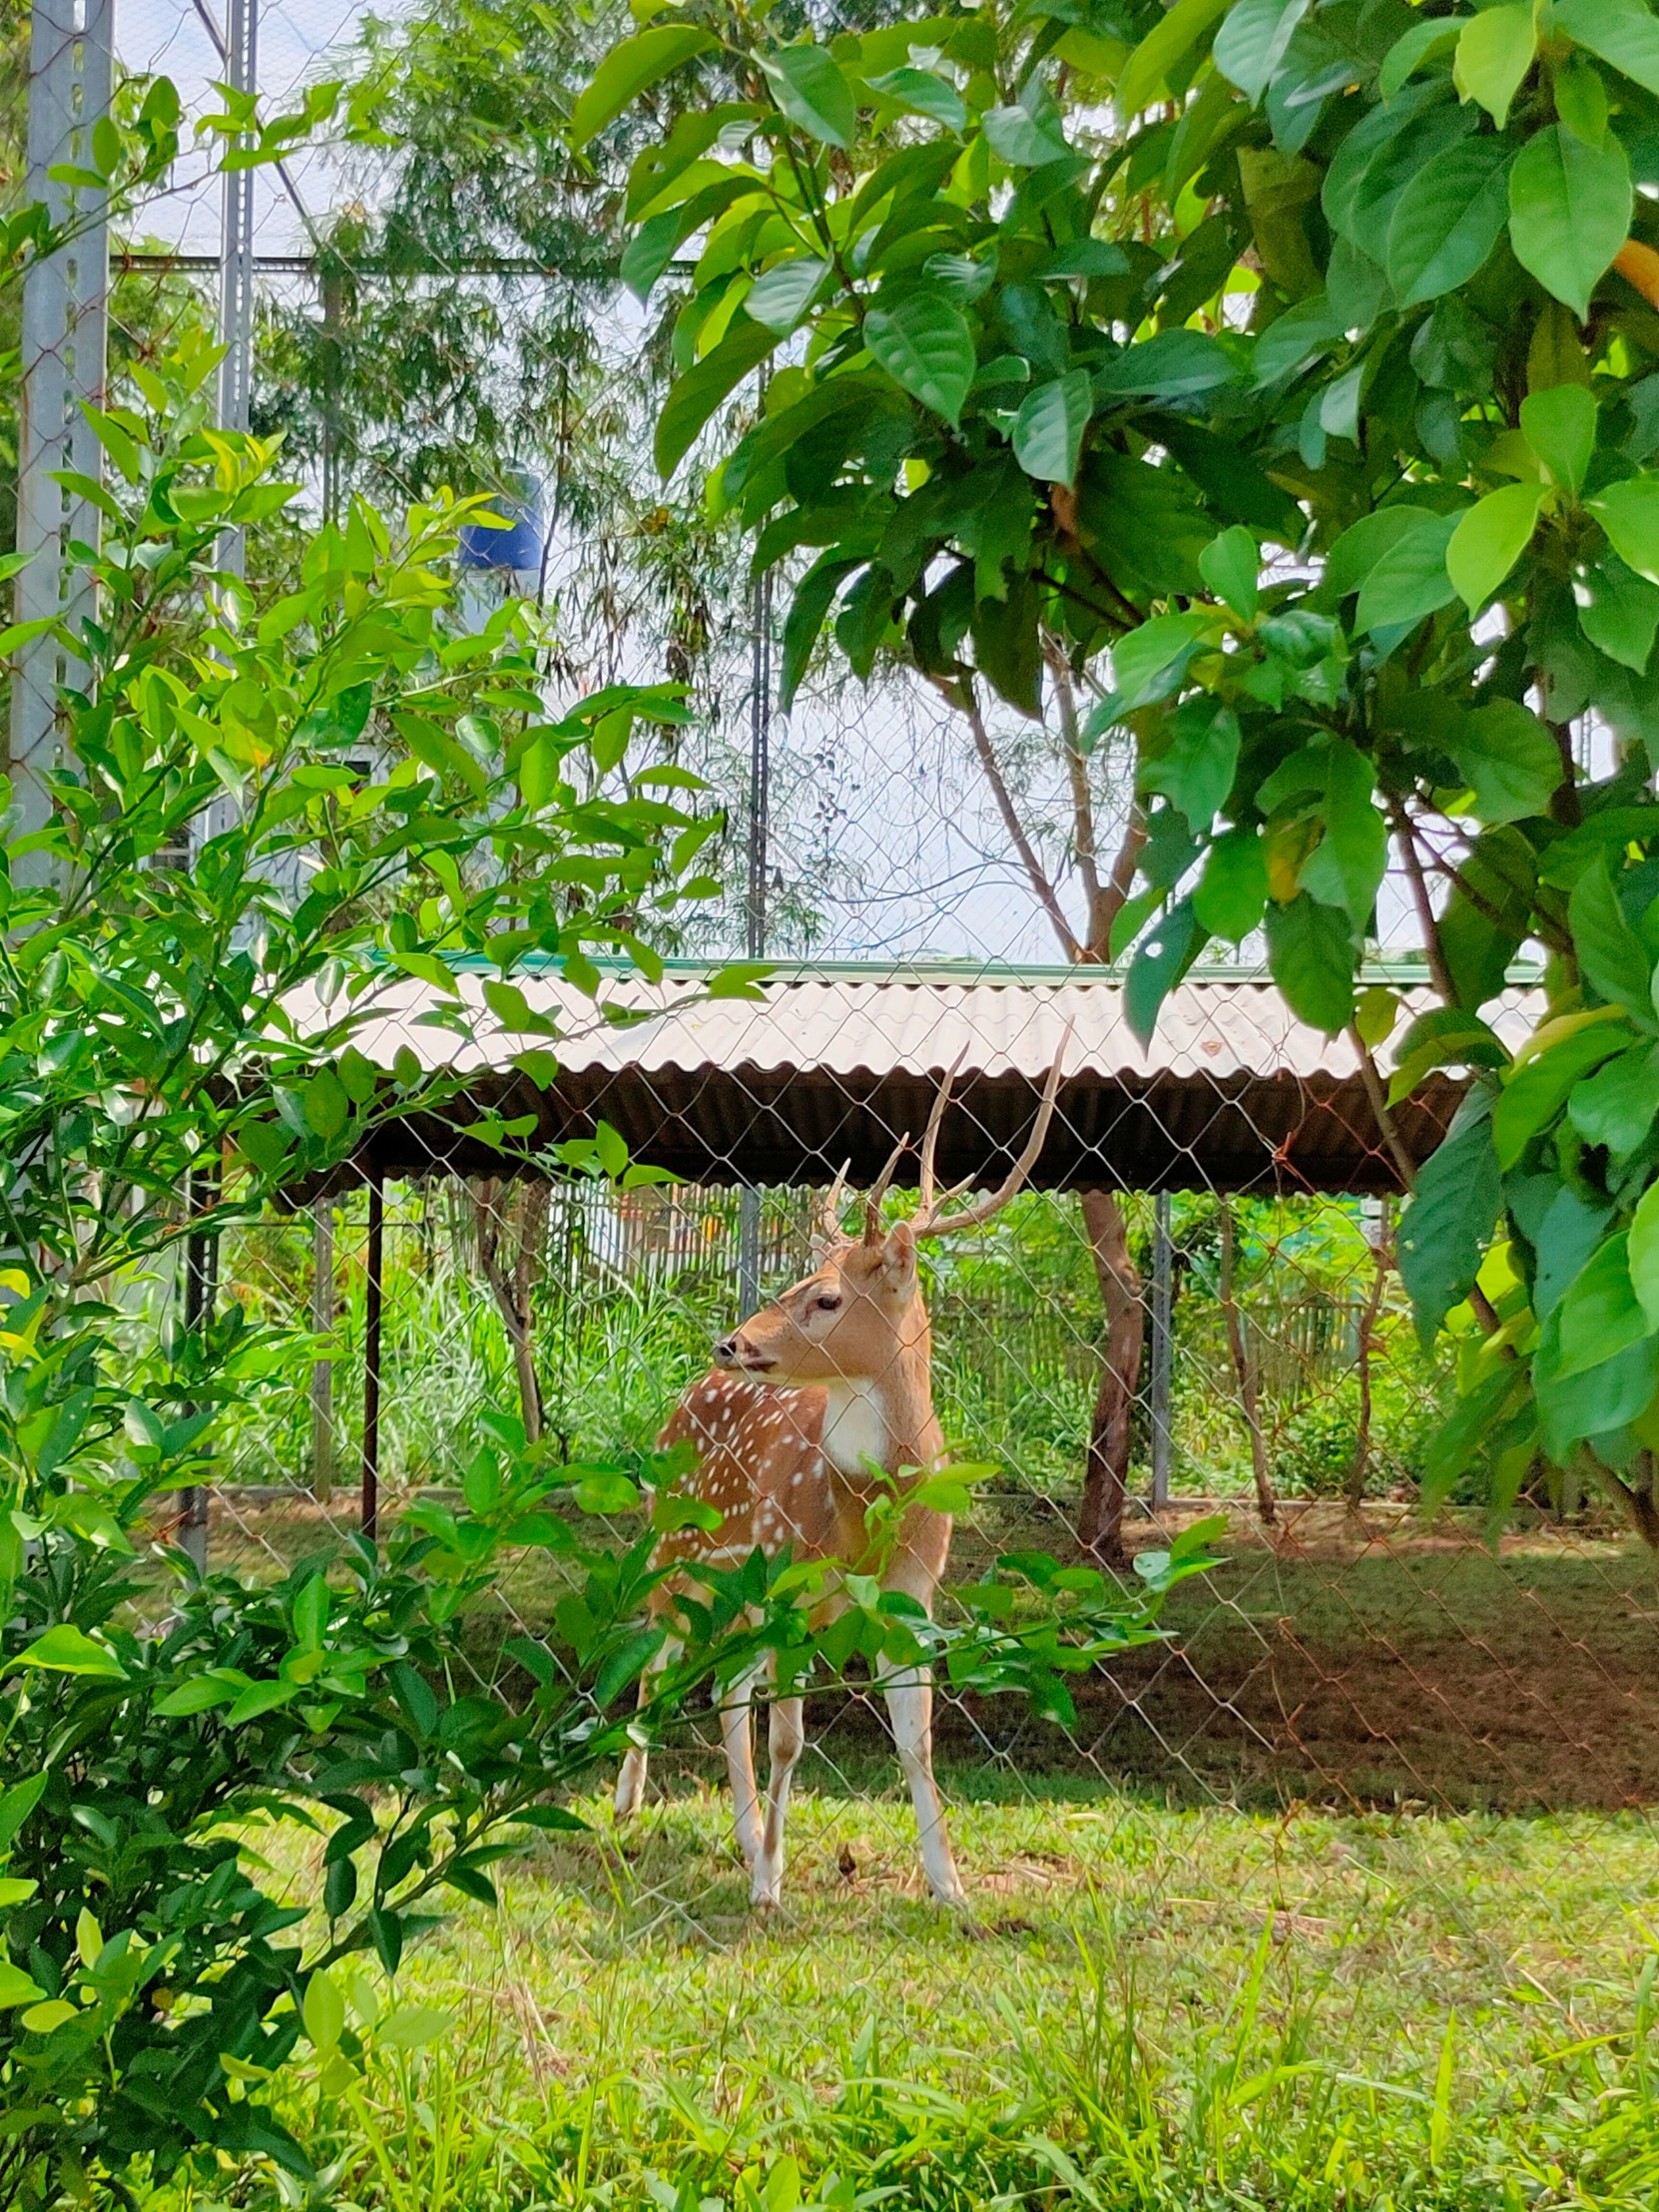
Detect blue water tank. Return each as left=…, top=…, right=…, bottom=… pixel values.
left=459, top=467, right=543, bottom=578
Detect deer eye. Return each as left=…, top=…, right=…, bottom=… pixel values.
left=815, top=1293, right=842, bottom=1314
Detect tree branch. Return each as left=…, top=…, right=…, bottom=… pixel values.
left=934, top=676, right=1083, bottom=962
left=1387, top=795, right=1457, bottom=1004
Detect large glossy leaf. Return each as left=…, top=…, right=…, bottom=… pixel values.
left=1443, top=700, right=1561, bottom=825
left=1396, top=1091, right=1502, bottom=1345
left=570, top=27, right=717, bottom=149
left=1555, top=1232, right=1649, bottom=1377
left=1567, top=1041, right=1659, bottom=1158
left=1553, top=0, right=1659, bottom=97
left=1355, top=511, right=1461, bottom=632
left=983, top=101, right=1069, bottom=166
left=1119, top=0, right=1233, bottom=116
left=1508, top=125, right=1632, bottom=321
left=1298, top=741, right=1385, bottom=929
left=1140, top=698, right=1241, bottom=829
left=970, top=569, right=1043, bottom=715
left=1569, top=854, right=1657, bottom=1024
left=780, top=553, right=862, bottom=709
left=1126, top=897, right=1206, bottom=1043
left=1452, top=4, right=1536, bottom=128
left=1445, top=483, right=1547, bottom=613
left=1588, top=474, right=1659, bottom=584
left=864, top=293, right=975, bottom=424
left=1111, top=611, right=1215, bottom=711
left=745, top=257, right=830, bottom=334
left=1534, top=1301, right=1659, bottom=1459
left=1386, top=136, right=1512, bottom=307
left=1193, top=827, right=1268, bottom=940
left=1577, top=551, right=1659, bottom=671
left=1630, top=1177, right=1659, bottom=1329
left=1493, top=1017, right=1633, bottom=1167
left=868, top=66, right=967, bottom=134
left=1095, top=327, right=1240, bottom=400
left=1380, top=17, right=1461, bottom=101
left=1011, top=370, right=1093, bottom=487
left=1264, top=891, right=1358, bottom=1034
left=1519, top=382, right=1598, bottom=498
left=762, top=45, right=857, bottom=148
left=1215, top=0, right=1312, bottom=105
left=655, top=317, right=777, bottom=478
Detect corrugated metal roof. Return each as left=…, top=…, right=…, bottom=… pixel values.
left=292, top=963, right=1542, bottom=1197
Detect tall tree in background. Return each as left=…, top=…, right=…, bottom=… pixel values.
left=586, top=0, right=1659, bottom=1547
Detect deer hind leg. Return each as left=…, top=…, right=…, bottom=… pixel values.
left=750, top=1682, right=806, bottom=1911
left=876, top=1651, right=966, bottom=1908
left=719, top=1657, right=768, bottom=1871
left=614, top=1632, right=680, bottom=1822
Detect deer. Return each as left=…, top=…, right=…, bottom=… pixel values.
left=613, top=1042, right=1067, bottom=1911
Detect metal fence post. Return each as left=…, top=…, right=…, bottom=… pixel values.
left=361, top=1173, right=383, bottom=1541
left=11, top=0, right=113, bottom=881
left=737, top=563, right=772, bottom=1314
left=180, top=1166, right=219, bottom=1575
left=1149, top=1190, right=1173, bottom=1509
left=218, top=0, right=258, bottom=575
left=310, top=1197, right=335, bottom=1499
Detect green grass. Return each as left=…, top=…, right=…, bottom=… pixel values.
left=146, top=1768, right=1659, bottom=2210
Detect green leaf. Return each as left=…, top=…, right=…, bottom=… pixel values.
left=1576, top=551, right=1659, bottom=671
left=1140, top=697, right=1241, bottom=829
left=763, top=45, right=856, bottom=148
left=1011, top=369, right=1093, bottom=487
left=1386, top=136, right=1512, bottom=308
left=303, top=1970, right=345, bottom=2055
left=1567, top=1041, right=1659, bottom=1158
left=1508, top=125, right=1631, bottom=322
left=1534, top=1298, right=1659, bottom=1457
left=1380, top=18, right=1462, bottom=103
left=1443, top=700, right=1561, bottom=826
left=1111, top=611, right=1214, bottom=711
left=570, top=27, right=717, bottom=149
left=1265, top=893, right=1358, bottom=1034
left=971, top=570, right=1043, bottom=716
left=0, top=1774, right=46, bottom=1856
left=1355, top=511, right=1461, bottom=633
left=1445, top=483, right=1546, bottom=613
left=656, top=317, right=778, bottom=478
left=1553, top=0, right=1659, bottom=98
left=1494, top=1019, right=1633, bottom=1167
left=1396, top=1093, right=1502, bottom=1345
left=1588, top=474, right=1659, bottom=584
left=744, top=256, right=830, bottom=334
left=864, top=293, right=975, bottom=424
left=1569, top=854, right=1657, bottom=1024
left=1126, top=898, right=1205, bottom=1044
left=1420, top=1365, right=1524, bottom=1513
left=301, top=1065, right=349, bottom=1142
left=1193, top=828, right=1267, bottom=941
left=1120, top=0, right=1233, bottom=116
left=1629, top=1177, right=1659, bottom=1330
left=1519, top=382, right=1597, bottom=498
left=1215, top=0, right=1311, bottom=106
left=780, top=553, right=861, bottom=710
left=1299, top=741, right=1386, bottom=929
left=1555, top=1232, right=1649, bottom=1377
left=10, top=1625, right=126, bottom=1679
left=982, top=102, right=1069, bottom=166
left=1386, top=1006, right=1508, bottom=1105
left=868, top=66, right=967, bottom=134
left=1198, top=525, right=1260, bottom=620
left=0, top=1963, right=44, bottom=2008
left=1453, top=4, right=1536, bottom=128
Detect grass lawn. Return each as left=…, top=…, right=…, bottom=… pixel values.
left=160, top=1500, right=1659, bottom=2208
left=160, top=1761, right=1659, bottom=2210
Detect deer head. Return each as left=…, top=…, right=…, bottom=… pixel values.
left=712, top=1031, right=1070, bottom=1391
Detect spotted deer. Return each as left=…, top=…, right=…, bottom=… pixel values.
left=614, top=1046, right=1067, bottom=1910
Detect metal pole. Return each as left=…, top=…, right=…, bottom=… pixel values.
left=1149, top=1191, right=1173, bottom=1509
left=179, top=1166, right=219, bottom=1575
left=11, top=0, right=113, bottom=881
left=320, top=264, right=344, bottom=523
left=737, top=563, right=772, bottom=1313
left=309, top=1197, right=335, bottom=1500
left=361, top=1173, right=383, bottom=1542
left=218, top=0, right=258, bottom=574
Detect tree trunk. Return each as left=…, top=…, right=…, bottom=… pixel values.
left=1078, top=1188, right=1144, bottom=1568
left=1346, top=1200, right=1390, bottom=1513
left=474, top=1178, right=549, bottom=1443
left=1218, top=1197, right=1276, bottom=1525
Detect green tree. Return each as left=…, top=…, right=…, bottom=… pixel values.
left=583, top=0, right=1659, bottom=1543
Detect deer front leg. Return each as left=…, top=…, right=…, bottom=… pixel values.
left=719, top=1660, right=768, bottom=1871
left=876, top=1651, right=966, bottom=1908
left=750, top=1688, right=806, bottom=1910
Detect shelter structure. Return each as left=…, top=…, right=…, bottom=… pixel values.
left=294, top=957, right=1543, bottom=1197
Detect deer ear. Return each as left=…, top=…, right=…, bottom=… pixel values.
left=880, top=1218, right=918, bottom=1291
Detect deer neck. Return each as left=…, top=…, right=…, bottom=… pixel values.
left=821, top=1311, right=939, bottom=1479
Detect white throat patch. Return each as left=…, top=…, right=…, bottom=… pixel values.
left=820, top=1379, right=889, bottom=1477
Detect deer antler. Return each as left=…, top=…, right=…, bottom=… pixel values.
left=910, top=1022, right=1072, bottom=1241
left=814, top=1160, right=852, bottom=1254
left=862, top=1132, right=911, bottom=1245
